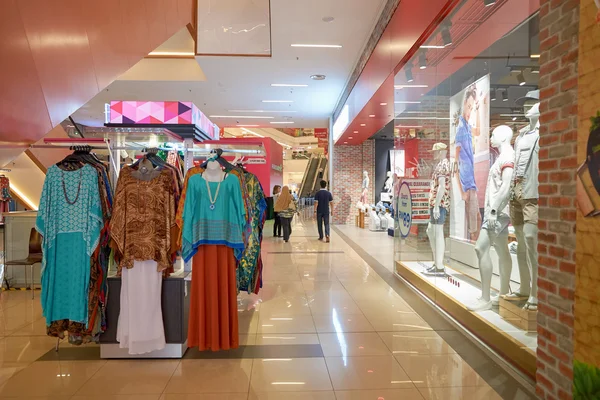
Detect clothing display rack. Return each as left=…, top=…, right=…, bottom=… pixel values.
left=12, top=137, right=266, bottom=358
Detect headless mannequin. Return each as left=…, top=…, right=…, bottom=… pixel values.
left=384, top=171, right=393, bottom=193
left=426, top=149, right=448, bottom=273
left=360, top=171, right=370, bottom=204
left=203, top=159, right=225, bottom=182
left=468, top=126, right=514, bottom=311
left=507, top=102, right=540, bottom=310
left=131, top=158, right=160, bottom=181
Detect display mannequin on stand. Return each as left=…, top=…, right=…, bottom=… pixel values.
left=384, top=171, right=393, bottom=193
left=360, top=171, right=370, bottom=204
left=468, top=126, right=514, bottom=311
left=505, top=90, right=540, bottom=311
left=426, top=143, right=451, bottom=274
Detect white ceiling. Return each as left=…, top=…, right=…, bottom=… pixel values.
left=72, top=0, right=386, bottom=130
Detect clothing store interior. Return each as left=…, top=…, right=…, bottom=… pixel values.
left=0, top=0, right=581, bottom=398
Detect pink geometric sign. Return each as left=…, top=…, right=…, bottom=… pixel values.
left=109, top=101, right=219, bottom=140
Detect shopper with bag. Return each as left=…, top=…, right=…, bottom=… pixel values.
left=274, top=186, right=298, bottom=243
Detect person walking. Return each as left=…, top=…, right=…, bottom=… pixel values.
left=274, top=186, right=297, bottom=243
left=314, top=180, right=334, bottom=242
left=272, top=185, right=282, bottom=237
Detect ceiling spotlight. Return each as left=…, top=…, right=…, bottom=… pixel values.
left=491, top=89, right=497, bottom=101
left=310, top=74, right=326, bottom=80
left=419, top=51, right=427, bottom=70
left=502, top=89, right=509, bottom=102
left=348, top=136, right=353, bottom=139
left=441, top=24, right=452, bottom=47
left=530, top=67, right=540, bottom=74
left=354, top=130, right=359, bottom=133
left=517, top=71, right=526, bottom=86
left=405, top=66, right=414, bottom=83
left=380, top=102, right=388, bottom=106
left=360, top=124, right=366, bottom=127
left=484, top=0, right=497, bottom=6
left=512, top=116, right=517, bottom=121
left=369, top=114, right=375, bottom=118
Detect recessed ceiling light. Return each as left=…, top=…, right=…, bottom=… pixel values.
left=241, top=128, right=265, bottom=138
left=360, top=124, right=366, bottom=127
left=262, top=100, right=294, bottom=103
left=348, top=136, right=353, bottom=139
left=271, top=84, right=308, bottom=87
left=343, top=141, right=348, bottom=144
left=353, top=130, right=359, bottom=133
left=530, top=54, right=540, bottom=58
left=210, top=115, right=274, bottom=119
left=270, top=121, right=295, bottom=124
left=291, top=44, right=342, bottom=48
left=369, top=115, right=375, bottom=118
left=229, top=110, right=296, bottom=113
left=322, top=16, right=335, bottom=22
left=310, top=74, right=326, bottom=80
left=380, top=103, right=388, bottom=106
left=420, top=45, right=445, bottom=49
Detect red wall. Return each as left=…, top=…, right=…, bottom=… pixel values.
left=202, top=138, right=283, bottom=197
left=0, top=0, right=192, bottom=148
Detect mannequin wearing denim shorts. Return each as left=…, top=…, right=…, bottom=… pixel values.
left=426, top=145, right=450, bottom=273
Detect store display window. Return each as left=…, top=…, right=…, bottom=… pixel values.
left=393, top=0, right=540, bottom=378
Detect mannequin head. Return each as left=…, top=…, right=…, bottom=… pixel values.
left=433, top=149, right=448, bottom=161
left=386, top=171, right=392, bottom=178
left=525, top=101, right=540, bottom=118
left=490, top=125, right=513, bottom=148
left=206, top=159, right=221, bottom=171
left=363, top=170, right=368, bottom=178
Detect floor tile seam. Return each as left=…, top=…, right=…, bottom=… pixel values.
left=158, top=359, right=183, bottom=398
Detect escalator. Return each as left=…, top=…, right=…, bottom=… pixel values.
left=298, top=154, right=328, bottom=199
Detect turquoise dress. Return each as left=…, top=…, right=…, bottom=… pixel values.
left=36, top=164, right=103, bottom=326
left=181, top=173, right=247, bottom=262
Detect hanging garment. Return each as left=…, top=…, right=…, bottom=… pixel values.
left=117, top=260, right=165, bottom=354
left=180, top=173, right=247, bottom=262
left=36, top=164, right=103, bottom=326
left=180, top=169, right=247, bottom=351
left=110, top=166, right=177, bottom=274
left=237, top=172, right=267, bottom=293
left=187, top=245, right=239, bottom=351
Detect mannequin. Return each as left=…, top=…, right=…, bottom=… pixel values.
left=506, top=91, right=540, bottom=311
left=360, top=171, right=370, bottom=204
left=468, top=126, right=514, bottom=311
left=204, top=159, right=226, bottom=182
left=426, top=143, right=450, bottom=274
left=131, top=157, right=160, bottom=181
left=384, top=171, right=393, bottom=193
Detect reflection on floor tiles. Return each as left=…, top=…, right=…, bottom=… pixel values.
left=0, top=219, right=534, bottom=399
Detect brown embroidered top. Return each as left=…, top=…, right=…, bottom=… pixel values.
left=110, top=166, right=176, bottom=274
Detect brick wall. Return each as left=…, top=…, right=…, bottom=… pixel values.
left=332, top=140, right=375, bottom=224
left=536, top=0, right=579, bottom=398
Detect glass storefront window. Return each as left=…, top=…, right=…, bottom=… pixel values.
left=393, top=0, right=540, bottom=377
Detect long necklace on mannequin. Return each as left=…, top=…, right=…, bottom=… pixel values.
left=205, top=178, right=222, bottom=210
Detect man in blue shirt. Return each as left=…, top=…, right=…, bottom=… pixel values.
left=314, top=180, right=334, bottom=242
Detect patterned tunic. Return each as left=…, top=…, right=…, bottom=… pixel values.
left=110, top=166, right=177, bottom=274
left=36, top=164, right=103, bottom=325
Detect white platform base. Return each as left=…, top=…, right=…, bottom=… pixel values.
left=100, top=341, right=188, bottom=359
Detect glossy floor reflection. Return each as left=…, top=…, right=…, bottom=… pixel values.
left=0, top=218, right=530, bottom=399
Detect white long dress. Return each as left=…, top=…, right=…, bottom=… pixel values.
left=117, top=260, right=165, bottom=355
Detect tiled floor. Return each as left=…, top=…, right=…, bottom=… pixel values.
left=0, top=217, right=535, bottom=399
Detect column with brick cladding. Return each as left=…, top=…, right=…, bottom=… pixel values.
left=536, top=0, right=578, bottom=398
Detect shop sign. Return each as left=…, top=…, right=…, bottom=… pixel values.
left=245, top=158, right=266, bottom=165
left=403, top=179, right=430, bottom=224
left=397, top=182, right=412, bottom=238
left=314, top=128, right=328, bottom=139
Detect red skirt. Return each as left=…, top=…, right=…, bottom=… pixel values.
left=187, top=245, right=239, bottom=351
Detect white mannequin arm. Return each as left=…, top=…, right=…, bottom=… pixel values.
left=490, top=167, right=513, bottom=214
left=435, top=177, right=446, bottom=207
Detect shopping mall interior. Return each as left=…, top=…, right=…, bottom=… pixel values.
left=0, top=0, right=597, bottom=399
